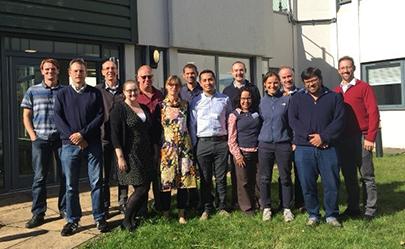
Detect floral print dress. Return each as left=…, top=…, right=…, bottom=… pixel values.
left=160, top=98, right=197, bottom=192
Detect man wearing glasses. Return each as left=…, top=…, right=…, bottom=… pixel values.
left=136, top=65, right=164, bottom=214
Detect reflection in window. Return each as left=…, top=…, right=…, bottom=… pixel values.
left=178, top=52, right=215, bottom=78
left=218, top=57, right=250, bottom=93
left=364, top=62, right=402, bottom=106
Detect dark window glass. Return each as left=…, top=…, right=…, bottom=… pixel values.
left=29, top=39, right=53, bottom=53
left=372, top=84, right=402, bottom=105
left=54, top=42, right=77, bottom=54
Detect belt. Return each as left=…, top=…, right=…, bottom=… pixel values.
left=198, top=135, right=227, bottom=142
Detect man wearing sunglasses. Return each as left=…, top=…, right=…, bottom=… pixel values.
left=136, top=65, right=164, bottom=215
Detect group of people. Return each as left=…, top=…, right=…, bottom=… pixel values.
left=21, top=55, right=379, bottom=236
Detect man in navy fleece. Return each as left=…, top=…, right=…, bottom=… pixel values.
left=54, top=58, right=109, bottom=236
left=288, top=67, right=345, bottom=227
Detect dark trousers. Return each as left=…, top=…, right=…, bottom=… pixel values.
left=258, top=142, right=293, bottom=209
left=31, top=138, right=66, bottom=217
left=337, top=134, right=377, bottom=216
left=229, top=156, right=238, bottom=207
left=160, top=188, right=189, bottom=211
left=101, top=143, right=128, bottom=208
left=278, top=159, right=304, bottom=208
left=196, top=138, right=228, bottom=212
left=234, top=151, right=257, bottom=212
left=295, top=146, right=340, bottom=219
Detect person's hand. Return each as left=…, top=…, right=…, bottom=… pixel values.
left=78, top=139, right=88, bottom=150
left=30, top=133, right=38, bottom=142
left=364, top=139, right=375, bottom=151
left=69, top=132, right=83, bottom=145
left=117, top=157, right=127, bottom=172
left=235, top=157, right=246, bottom=168
left=309, top=134, right=323, bottom=147
left=291, top=144, right=296, bottom=151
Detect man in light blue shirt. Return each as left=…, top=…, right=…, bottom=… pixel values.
left=189, top=69, right=232, bottom=220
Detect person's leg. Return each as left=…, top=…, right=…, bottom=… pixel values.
left=258, top=142, right=275, bottom=210
left=160, top=191, right=172, bottom=212
left=236, top=152, right=257, bottom=212
left=360, top=143, right=377, bottom=217
left=85, top=142, right=105, bottom=222
left=318, top=147, right=340, bottom=219
left=293, top=160, right=305, bottom=209
left=213, top=140, right=229, bottom=211
left=275, top=143, right=293, bottom=209
left=123, top=184, right=149, bottom=229
left=294, top=146, right=320, bottom=220
left=31, top=138, right=51, bottom=218
left=196, top=140, right=215, bottom=214
left=60, top=144, right=82, bottom=223
left=229, top=155, right=238, bottom=208
left=337, top=136, right=361, bottom=214
left=101, top=143, right=113, bottom=212
left=53, top=139, right=66, bottom=216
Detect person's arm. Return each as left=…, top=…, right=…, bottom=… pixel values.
left=22, top=108, right=37, bottom=141
left=78, top=91, right=104, bottom=141
left=189, top=99, right=198, bottom=147
left=227, top=112, right=245, bottom=167
left=53, top=91, right=73, bottom=140
left=363, top=84, right=380, bottom=150
left=288, top=95, right=310, bottom=142
left=115, top=148, right=127, bottom=172
left=319, top=93, right=345, bottom=145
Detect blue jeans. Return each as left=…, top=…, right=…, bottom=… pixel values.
left=61, top=143, right=104, bottom=223
left=295, top=146, right=340, bottom=219
left=31, top=138, right=66, bottom=217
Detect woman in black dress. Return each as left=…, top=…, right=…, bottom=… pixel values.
left=110, top=80, right=154, bottom=231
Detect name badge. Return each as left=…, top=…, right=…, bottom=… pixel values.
left=251, top=112, right=259, bottom=119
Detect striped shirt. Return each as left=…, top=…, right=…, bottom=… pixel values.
left=20, top=82, right=63, bottom=140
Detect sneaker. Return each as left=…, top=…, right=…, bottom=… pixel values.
left=25, top=215, right=45, bottom=228
left=199, top=211, right=209, bottom=221
left=326, top=217, right=342, bottom=228
left=306, top=217, right=319, bottom=227
left=61, top=222, right=79, bottom=236
left=262, top=208, right=272, bottom=221
left=283, top=209, right=294, bottom=222
left=218, top=209, right=230, bottom=217
left=179, top=217, right=187, bottom=224
left=96, top=219, right=110, bottom=233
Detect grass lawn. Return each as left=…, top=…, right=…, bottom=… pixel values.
left=82, top=154, right=405, bottom=249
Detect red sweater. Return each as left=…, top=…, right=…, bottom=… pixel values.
left=334, top=79, right=380, bottom=142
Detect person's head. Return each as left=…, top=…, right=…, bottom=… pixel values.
left=122, top=80, right=139, bottom=103
left=338, top=56, right=356, bottom=83
left=263, top=71, right=281, bottom=96
left=165, top=75, right=182, bottom=98
left=182, top=63, right=198, bottom=85
left=199, top=69, right=216, bottom=95
left=232, top=61, right=246, bottom=83
left=301, top=67, right=323, bottom=95
left=40, top=58, right=60, bottom=84
left=68, top=58, right=87, bottom=86
left=235, top=86, right=253, bottom=112
left=278, top=66, right=295, bottom=91
left=137, top=65, right=154, bottom=92
left=101, top=59, right=118, bottom=86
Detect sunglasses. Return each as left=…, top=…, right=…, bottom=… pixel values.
left=139, top=75, right=153, bottom=80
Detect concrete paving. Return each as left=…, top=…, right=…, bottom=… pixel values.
left=0, top=184, right=139, bottom=249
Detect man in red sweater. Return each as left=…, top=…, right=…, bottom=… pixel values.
left=334, top=56, right=380, bottom=221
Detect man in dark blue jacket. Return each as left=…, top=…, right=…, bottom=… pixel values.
left=54, top=58, right=109, bottom=236
left=288, top=67, right=345, bottom=227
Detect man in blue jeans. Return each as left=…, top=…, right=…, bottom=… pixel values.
left=54, top=58, right=109, bottom=236
left=21, top=58, right=66, bottom=228
left=288, top=67, right=345, bottom=227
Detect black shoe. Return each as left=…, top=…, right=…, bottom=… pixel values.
left=25, top=215, right=45, bottom=228
left=363, top=214, right=375, bottom=222
left=340, top=209, right=361, bottom=219
left=61, top=222, right=78, bottom=236
left=119, top=204, right=127, bottom=214
left=96, top=219, right=110, bottom=233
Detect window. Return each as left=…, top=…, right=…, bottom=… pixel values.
left=273, top=0, right=289, bottom=12
left=362, top=60, right=404, bottom=108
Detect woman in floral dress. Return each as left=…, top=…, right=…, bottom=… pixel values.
left=160, top=75, right=197, bottom=224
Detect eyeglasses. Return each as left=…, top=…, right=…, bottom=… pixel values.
left=139, top=75, right=153, bottom=80
left=167, top=83, right=180, bottom=88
